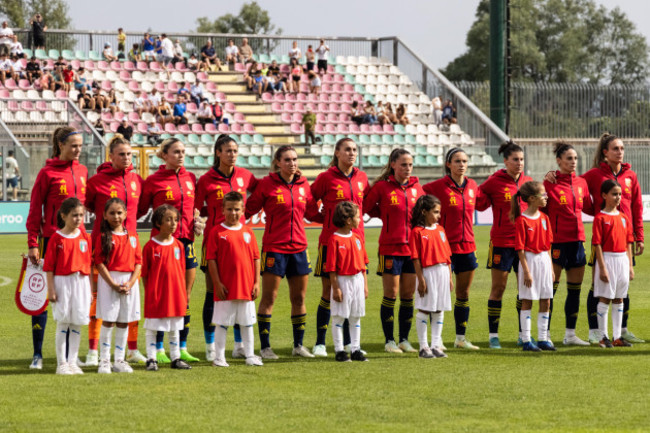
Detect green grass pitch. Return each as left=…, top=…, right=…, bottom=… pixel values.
left=1, top=225, right=649, bottom=432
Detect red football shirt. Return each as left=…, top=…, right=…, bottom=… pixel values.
left=324, top=232, right=369, bottom=276
left=515, top=212, right=553, bottom=253
left=205, top=223, right=260, bottom=301
left=592, top=210, right=634, bottom=253
left=409, top=225, right=452, bottom=267
left=43, top=230, right=92, bottom=276
left=141, top=238, right=187, bottom=318
left=94, top=231, right=142, bottom=272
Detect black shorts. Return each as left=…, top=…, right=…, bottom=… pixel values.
left=486, top=241, right=519, bottom=273
left=306, top=61, right=315, bottom=71
left=292, top=75, right=301, bottom=82
left=317, top=59, right=327, bottom=71
left=262, top=250, right=312, bottom=278
left=38, top=236, right=50, bottom=258
left=551, top=242, right=586, bottom=270
left=377, top=254, right=415, bottom=276
left=451, top=252, right=479, bottom=275
left=314, top=244, right=328, bottom=278
left=178, top=238, right=199, bottom=270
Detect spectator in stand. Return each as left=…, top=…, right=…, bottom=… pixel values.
left=128, top=43, right=141, bottom=62
left=197, top=99, right=216, bottom=127
left=159, top=34, right=175, bottom=77
left=30, top=14, right=47, bottom=50
left=308, top=70, right=321, bottom=94
left=266, top=59, right=287, bottom=93
left=301, top=107, right=316, bottom=145
left=77, top=85, right=96, bottom=110
left=316, top=39, right=330, bottom=75
left=187, top=53, right=208, bottom=72
left=53, top=56, right=66, bottom=69
left=103, top=42, right=118, bottom=62
left=25, top=56, right=41, bottom=84
left=251, top=70, right=268, bottom=96
left=147, top=120, right=162, bottom=145
left=244, top=60, right=259, bottom=90
left=149, top=88, right=162, bottom=114
left=211, top=100, right=224, bottom=124
left=190, top=82, right=205, bottom=106
left=36, top=68, right=54, bottom=91
left=10, top=54, right=25, bottom=82
left=289, top=41, right=301, bottom=64
left=377, top=101, right=392, bottom=125
left=384, top=102, right=398, bottom=124
left=290, top=58, right=302, bottom=93
left=134, top=91, right=151, bottom=117
left=305, top=45, right=315, bottom=73
left=117, top=28, right=126, bottom=54
left=93, top=118, right=105, bottom=136
left=350, top=101, right=363, bottom=126
left=396, top=103, right=409, bottom=125
left=172, top=39, right=185, bottom=65
left=62, top=65, right=74, bottom=92
left=10, top=35, right=24, bottom=59
left=173, top=95, right=188, bottom=125
left=0, top=22, right=13, bottom=57
left=73, top=66, right=91, bottom=91
left=239, top=38, right=253, bottom=63
left=363, top=100, right=377, bottom=124
left=441, top=100, right=457, bottom=128
left=201, top=40, right=221, bottom=71
left=225, top=38, right=239, bottom=64
left=105, top=89, right=119, bottom=114
left=5, top=150, right=20, bottom=201
left=117, top=119, right=133, bottom=141
left=177, top=81, right=190, bottom=98
left=158, top=98, right=173, bottom=126
left=53, top=66, right=66, bottom=92
left=432, top=96, right=443, bottom=126
left=0, top=53, right=14, bottom=85
left=141, top=33, right=155, bottom=61
left=154, top=35, right=163, bottom=60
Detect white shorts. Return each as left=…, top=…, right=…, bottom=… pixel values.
left=52, top=273, right=91, bottom=325
left=594, top=252, right=630, bottom=300
left=96, top=271, right=141, bottom=323
left=144, top=317, right=184, bottom=332
left=518, top=251, right=553, bottom=300
left=415, top=264, right=451, bottom=312
left=212, top=300, right=256, bottom=327
left=331, top=272, right=366, bottom=319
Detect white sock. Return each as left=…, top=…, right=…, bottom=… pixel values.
left=145, top=329, right=157, bottom=360
left=99, top=325, right=113, bottom=362
left=242, top=325, right=254, bottom=358
left=520, top=309, right=531, bottom=343
left=612, top=303, right=624, bottom=340
left=489, top=333, right=499, bottom=339
left=597, top=302, right=610, bottom=339
left=431, top=311, right=444, bottom=348
left=67, top=325, right=82, bottom=366
left=215, top=325, right=227, bottom=360
left=114, top=326, right=128, bottom=362
left=349, top=316, right=361, bottom=352
left=55, top=322, right=69, bottom=365
left=168, top=331, right=180, bottom=361
left=621, top=327, right=628, bottom=334
left=565, top=328, right=576, bottom=338
left=331, top=315, right=345, bottom=352
left=416, top=311, right=429, bottom=350
left=538, top=312, right=549, bottom=342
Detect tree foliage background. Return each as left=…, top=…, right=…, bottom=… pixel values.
left=443, top=0, right=649, bottom=85
left=0, top=0, right=73, bottom=50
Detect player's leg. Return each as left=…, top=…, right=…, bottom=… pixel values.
left=30, top=237, right=49, bottom=370
left=380, top=264, right=400, bottom=352
left=98, top=320, right=114, bottom=374
left=145, top=328, right=159, bottom=371
left=331, top=315, right=347, bottom=361
left=397, top=259, right=417, bottom=353
left=312, top=245, right=330, bottom=355
left=125, top=321, right=146, bottom=363
left=453, top=259, right=479, bottom=349
left=213, top=325, right=229, bottom=367
left=430, top=311, right=447, bottom=358
left=55, top=321, right=71, bottom=374
left=488, top=269, right=508, bottom=349
left=258, top=270, right=280, bottom=359
left=289, top=274, right=313, bottom=357
left=179, top=260, right=199, bottom=362
left=563, top=264, right=589, bottom=345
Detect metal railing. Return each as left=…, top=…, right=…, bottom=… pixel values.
left=0, top=117, right=29, bottom=201
left=456, top=81, right=650, bottom=139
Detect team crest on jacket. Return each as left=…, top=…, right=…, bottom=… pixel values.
left=79, top=240, right=88, bottom=253
left=625, top=178, right=632, bottom=187
left=356, top=238, right=362, bottom=250
left=174, top=247, right=181, bottom=260
left=358, top=182, right=364, bottom=191
left=186, top=181, right=194, bottom=191
left=237, top=177, right=244, bottom=187
left=411, top=188, right=416, bottom=197
left=469, top=189, right=474, bottom=198
left=130, top=236, right=137, bottom=248
left=299, top=187, right=305, bottom=196
left=243, top=232, right=251, bottom=244
left=504, top=187, right=511, bottom=201
left=165, top=186, right=174, bottom=200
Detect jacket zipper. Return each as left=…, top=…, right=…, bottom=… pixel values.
left=569, top=176, right=577, bottom=238
left=288, top=183, right=294, bottom=244
left=402, top=186, right=409, bottom=243
left=121, top=172, right=128, bottom=214
left=175, top=172, right=184, bottom=235
left=459, top=184, right=466, bottom=243
left=71, top=166, right=77, bottom=195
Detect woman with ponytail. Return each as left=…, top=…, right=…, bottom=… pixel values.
left=476, top=141, right=532, bottom=349
left=26, top=126, right=88, bottom=370
left=363, top=148, right=424, bottom=354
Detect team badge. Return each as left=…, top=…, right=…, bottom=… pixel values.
left=358, top=182, right=364, bottom=191
left=276, top=194, right=285, bottom=204
left=389, top=191, right=399, bottom=205
left=80, top=177, right=86, bottom=186
left=237, top=177, right=244, bottom=187
left=131, top=181, right=137, bottom=191
left=385, top=258, right=393, bottom=269
left=165, top=186, right=174, bottom=200
left=356, top=239, right=362, bottom=250
left=79, top=240, right=88, bottom=253
left=243, top=232, right=251, bottom=244
left=449, top=195, right=457, bottom=206
left=174, top=247, right=181, bottom=260
left=625, top=178, right=632, bottom=187
left=411, top=188, right=416, bottom=197
left=186, top=181, right=194, bottom=191
left=130, top=236, right=137, bottom=248
left=552, top=249, right=560, bottom=259
left=493, top=254, right=501, bottom=265
left=469, top=189, right=474, bottom=198
left=622, top=218, right=626, bottom=228
left=542, top=219, right=547, bottom=230
left=266, top=257, right=275, bottom=268
left=299, top=187, right=305, bottom=196
left=439, top=231, right=446, bottom=242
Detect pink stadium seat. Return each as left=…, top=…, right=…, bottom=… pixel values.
left=197, top=72, right=208, bottom=82
left=349, top=124, right=360, bottom=134
left=191, top=123, right=204, bottom=133
left=322, top=74, right=334, bottom=84
left=341, top=94, right=353, bottom=103
left=218, top=123, right=230, bottom=133
left=113, top=112, right=125, bottom=122
left=339, top=113, right=350, bottom=123
left=300, top=73, right=309, bottom=83
left=280, top=65, right=290, bottom=74
left=316, top=113, right=327, bottom=123
left=321, top=84, right=332, bottom=93
left=291, top=123, right=304, bottom=134
left=231, top=123, right=242, bottom=133
left=337, top=124, right=349, bottom=134
left=299, top=83, right=309, bottom=93
left=164, top=91, right=175, bottom=101
left=329, top=103, right=341, bottom=113
left=186, top=103, right=198, bottom=114
left=327, top=65, right=334, bottom=73
left=101, top=80, right=112, bottom=92
left=273, top=93, right=285, bottom=102
left=327, top=113, right=338, bottom=122
left=360, top=124, right=371, bottom=133
left=307, top=93, right=318, bottom=102
left=46, top=59, right=55, bottom=69
left=101, top=111, right=113, bottom=122
left=234, top=63, right=246, bottom=73
left=205, top=123, right=217, bottom=133
left=19, top=79, right=31, bottom=90
left=330, top=93, right=342, bottom=103
left=383, top=124, right=395, bottom=134
left=149, top=62, right=162, bottom=72
left=175, top=62, right=188, bottom=72
left=271, top=102, right=283, bottom=113
left=71, top=60, right=81, bottom=70
left=294, top=102, right=305, bottom=113
left=154, top=81, right=166, bottom=92
left=285, top=93, right=297, bottom=102
left=4, top=79, right=17, bottom=90
left=281, top=113, right=293, bottom=123
left=164, top=123, right=177, bottom=133
left=214, top=92, right=226, bottom=101
left=243, top=123, right=255, bottom=133
left=137, top=123, right=148, bottom=134
left=233, top=112, right=246, bottom=123
left=334, top=74, right=345, bottom=83
left=136, top=61, right=148, bottom=71
left=21, top=101, right=34, bottom=110
left=110, top=61, right=122, bottom=71
left=36, top=101, right=48, bottom=111
left=55, top=90, right=68, bottom=99
left=123, top=61, right=136, bottom=71
left=332, top=84, right=343, bottom=93
left=261, top=92, right=273, bottom=102
left=283, top=102, right=294, bottom=112
left=315, top=124, right=325, bottom=134
left=167, top=81, right=178, bottom=91
left=84, top=60, right=95, bottom=70
left=340, top=103, right=352, bottom=112
left=128, top=81, right=140, bottom=92
left=205, top=81, right=217, bottom=92
left=178, top=124, right=191, bottom=133
left=371, top=125, right=383, bottom=134
left=128, top=112, right=140, bottom=122
left=291, top=113, right=302, bottom=123
left=296, top=93, right=307, bottom=102
left=317, top=103, right=328, bottom=112
left=343, top=84, right=355, bottom=93
left=119, top=70, right=131, bottom=81
left=224, top=102, right=236, bottom=112
left=325, top=124, right=337, bottom=134
left=110, top=121, right=120, bottom=132
left=0, top=89, right=9, bottom=98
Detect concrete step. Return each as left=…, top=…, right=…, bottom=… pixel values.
left=218, top=84, right=248, bottom=93
left=209, top=72, right=241, bottom=83
left=244, top=114, right=278, bottom=124
left=225, top=94, right=258, bottom=104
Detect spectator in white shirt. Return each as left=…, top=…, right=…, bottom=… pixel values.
left=10, top=35, right=24, bottom=59
left=0, top=53, right=14, bottom=85
left=103, top=43, right=118, bottom=62
left=288, top=41, right=301, bottom=63
left=316, top=39, right=330, bottom=75
left=134, top=91, right=151, bottom=117
left=225, top=38, right=240, bottom=64
left=159, top=33, right=175, bottom=77
left=0, top=21, right=13, bottom=57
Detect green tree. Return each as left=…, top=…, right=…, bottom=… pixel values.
left=196, top=2, right=281, bottom=35
left=0, top=0, right=73, bottom=51
left=443, top=0, right=649, bottom=85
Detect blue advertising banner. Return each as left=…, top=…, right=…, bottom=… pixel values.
left=0, top=202, right=30, bottom=233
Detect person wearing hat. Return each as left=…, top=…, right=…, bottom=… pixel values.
left=103, top=42, right=118, bottom=62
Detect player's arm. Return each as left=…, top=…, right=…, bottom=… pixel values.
left=363, top=269, right=368, bottom=299
left=329, top=271, right=342, bottom=302
left=593, top=244, right=608, bottom=283
left=517, top=250, right=532, bottom=287
left=413, top=259, right=427, bottom=296
left=252, top=258, right=260, bottom=300
left=96, top=262, right=121, bottom=292
left=208, top=259, right=227, bottom=300
left=627, top=243, right=634, bottom=281
left=46, top=271, right=56, bottom=302
left=126, top=264, right=142, bottom=293
left=448, top=264, right=454, bottom=292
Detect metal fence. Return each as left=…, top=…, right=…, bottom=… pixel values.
left=456, top=81, right=650, bottom=139
left=0, top=118, right=29, bottom=201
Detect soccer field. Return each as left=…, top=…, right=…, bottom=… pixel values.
left=1, top=226, right=649, bottom=432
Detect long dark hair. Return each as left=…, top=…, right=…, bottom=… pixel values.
left=498, top=140, right=523, bottom=160
left=593, top=132, right=619, bottom=168
left=51, top=126, right=79, bottom=158
left=213, top=134, right=238, bottom=169
left=553, top=140, right=574, bottom=159
left=444, top=147, right=467, bottom=176
left=373, top=148, right=411, bottom=185
left=271, top=145, right=298, bottom=173
left=56, top=197, right=84, bottom=229
left=151, top=204, right=179, bottom=229
left=329, top=138, right=356, bottom=168
left=411, top=195, right=440, bottom=229
left=600, top=179, right=621, bottom=209
left=510, top=181, right=543, bottom=222
left=100, top=198, right=126, bottom=262
left=332, top=201, right=358, bottom=228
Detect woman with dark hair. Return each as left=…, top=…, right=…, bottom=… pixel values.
left=194, top=134, right=258, bottom=361
left=308, top=138, right=369, bottom=357
left=26, top=126, right=88, bottom=369
left=476, top=141, right=532, bottom=349
left=423, top=148, right=480, bottom=350
left=245, top=145, right=315, bottom=359
left=363, top=148, right=424, bottom=353
left=137, top=138, right=201, bottom=364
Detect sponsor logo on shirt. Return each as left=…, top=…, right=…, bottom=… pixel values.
left=389, top=191, right=399, bottom=205
left=165, top=186, right=174, bottom=200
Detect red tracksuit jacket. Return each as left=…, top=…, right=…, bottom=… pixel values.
left=138, top=165, right=196, bottom=240
left=245, top=172, right=312, bottom=254
left=543, top=171, right=594, bottom=243
left=582, top=162, right=643, bottom=242
left=476, top=169, right=532, bottom=248
left=27, top=158, right=88, bottom=248
left=363, top=175, right=424, bottom=256
left=423, top=175, right=479, bottom=254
